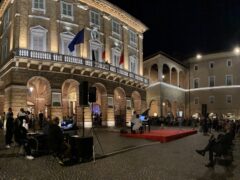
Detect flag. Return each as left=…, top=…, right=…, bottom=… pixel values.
left=119, top=51, right=124, bottom=65
left=68, top=29, right=84, bottom=52
left=102, top=50, right=105, bottom=60
left=92, top=50, right=96, bottom=61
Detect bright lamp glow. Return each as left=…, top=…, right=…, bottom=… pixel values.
left=196, top=54, right=202, bottom=59
left=234, top=47, right=240, bottom=55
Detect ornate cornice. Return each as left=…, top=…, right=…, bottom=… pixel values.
left=1, top=0, right=148, bottom=33
left=79, top=0, right=148, bottom=33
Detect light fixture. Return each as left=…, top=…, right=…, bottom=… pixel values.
left=153, top=113, right=157, bottom=117
left=162, top=102, right=166, bottom=106
left=234, top=47, right=240, bottom=55
left=29, top=87, right=33, bottom=92
left=162, top=75, right=165, bottom=79
left=196, top=54, right=202, bottom=59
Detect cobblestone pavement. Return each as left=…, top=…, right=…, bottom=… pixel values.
left=0, top=127, right=239, bottom=180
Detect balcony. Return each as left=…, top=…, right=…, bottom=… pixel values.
left=15, top=48, right=149, bottom=86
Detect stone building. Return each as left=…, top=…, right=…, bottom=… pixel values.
left=0, top=0, right=148, bottom=127
left=144, top=50, right=240, bottom=121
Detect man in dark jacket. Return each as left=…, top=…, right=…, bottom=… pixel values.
left=48, top=117, right=70, bottom=164
left=14, top=118, right=34, bottom=160
left=5, top=108, right=14, bottom=148
left=196, top=124, right=234, bottom=167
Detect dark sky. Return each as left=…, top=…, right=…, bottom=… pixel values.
left=108, top=0, right=240, bottom=60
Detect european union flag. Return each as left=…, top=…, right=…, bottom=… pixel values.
left=68, top=29, right=84, bottom=52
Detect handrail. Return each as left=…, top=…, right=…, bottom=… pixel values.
left=15, top=48, right=149, bottom=85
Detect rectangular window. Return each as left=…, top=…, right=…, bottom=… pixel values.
left=90, top=11, right=100, bottom=27
left=226, top=59, right=232, bottom=67
left=194, top=97, right=199, bottom=105
left=3, top=8, right=9, bottom=31
left=32, top=0, right=45, bottom=12
left=208, top=76, right=215, bottom=87
left=209, top=61, right=214, bottom=69
left=194, top=64, right=198, bottom=71
left=1, top=38, right=8, bottom=61
left=61, top=1, right=73, bottom=20
left=209, top=96, right=215, bottom=104
left=225, top=75, right=233, bottom=86
left=112, top=20, right=121, bottom=37
left=193, top=78, right=199, bottom=88
left=226, top=95, right=232, bottom=104
left=108, top=97, right=113, bottom=106
left=129, top=30, right=137, bottom=47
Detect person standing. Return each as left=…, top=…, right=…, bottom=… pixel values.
left=5, top=108, right=14, bottom=148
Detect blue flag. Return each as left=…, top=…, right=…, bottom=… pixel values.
left=68, top=29, right=84, bottom=52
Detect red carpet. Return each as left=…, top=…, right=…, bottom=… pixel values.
left=121, top=129, right=197, bottom=143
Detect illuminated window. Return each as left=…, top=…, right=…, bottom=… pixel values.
left=209, top=96, right=215, bottom=104
left=226, top=95, right=232, bottom=104
left=112, top=20, right=121, bottom=38
left=90, top=41, right=102, bottom=62
left=129, top=55, right=137, bottom=73
left=111, top=48, right=122, bottom=68
left=32, top=0, right=45, bottom=13
left=194, top=97, right=199, bottom=105
left=90, top=11, right=100, bottom=27
left=60, top=32, right=75, bottom=56
left=61, top=1, right=73, bottom=20
left=129, top=30, right=137, bottom=47
left=208, top=76, right=215, bottom=87
left=30, top=26, right=47, bottom=51
left=193, top=78, right=199, bottom=88
left=225, top=75, right=233, bottom=86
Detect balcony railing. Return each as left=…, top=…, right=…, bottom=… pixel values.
left=15, top=49, right=149, bottom=85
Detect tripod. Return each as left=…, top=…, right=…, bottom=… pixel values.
left=89, top=102, right=104, bottom=163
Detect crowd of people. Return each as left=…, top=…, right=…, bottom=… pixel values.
left=1, top=107, right=74, bottom=164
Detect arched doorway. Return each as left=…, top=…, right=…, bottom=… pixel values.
left=91, top=83, right=107, bottom=126
left=149, top=100, right=159, bottom=117
left=131, top=91, right=141, bottom=114
left=62, top=79, right=79, bottom=119
left=27, top=76, right=51, bottom=118
left=114, top=87, right=126, bottom=127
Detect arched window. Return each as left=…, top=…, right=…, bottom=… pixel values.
left=60, top=32, right=75, bottom=56
left=30, top=26, right=47, bottom=51
left=129, top=55, right=138, bottom=74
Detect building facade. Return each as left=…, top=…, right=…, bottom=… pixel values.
left=0, top=0, right=148, bottom=127
left=144, top=51, right=240, bottom=121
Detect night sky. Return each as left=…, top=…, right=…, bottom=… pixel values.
left=108, top=0, right=240, bottom=60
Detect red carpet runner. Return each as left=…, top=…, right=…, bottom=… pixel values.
left=121, top=129, right=197, bottom=143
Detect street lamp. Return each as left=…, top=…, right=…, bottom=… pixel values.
left=196, top=53, right=202, bottom=60
left=234, top=47, right=240, bottom=55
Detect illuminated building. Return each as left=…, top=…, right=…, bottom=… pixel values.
left=144, top=51, right=240, bottom=120
left=0, top=0, right=148, bottom=127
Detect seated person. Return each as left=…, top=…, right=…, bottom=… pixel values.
left=14, top=118, right=34, bottom=160
left=131, top=114, right=143, bottom=133
left=196, top=124, right=234, bottom=167
left=48, top=117, right=71, bottom=164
